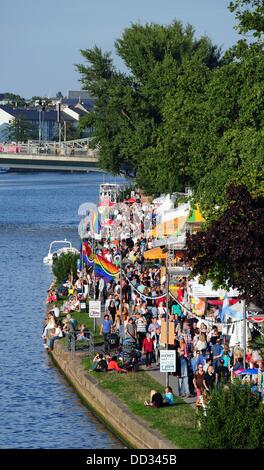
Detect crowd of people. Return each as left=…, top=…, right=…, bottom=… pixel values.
left=42, top=191, right=264, bottom=408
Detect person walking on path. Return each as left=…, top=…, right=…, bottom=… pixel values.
left=203, top=365, right=216, bottom=394
left=176, top=349, right=191, bottom=398
left=193, top=365, right=206, bottom=407
left=135, top=312, right=147, bottom=350
left=212, top=338, right=223, bottom=368
left=142, top=333, right=154, bottom=368
left=100, top=314, right=113, bottom=352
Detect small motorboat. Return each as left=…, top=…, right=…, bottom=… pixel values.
left=43, top=239, right=79, bottom=265
left=0, top=167, right=10, bottom=173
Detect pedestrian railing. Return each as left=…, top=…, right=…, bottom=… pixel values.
left=64, top=331, right=95, bottom=358
left=0, top=138, right=99, bottom=159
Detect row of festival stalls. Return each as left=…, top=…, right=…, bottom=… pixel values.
left=144, top=193, right=264, bottom=346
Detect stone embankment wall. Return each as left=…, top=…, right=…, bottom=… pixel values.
left=51, top=342, right=177, bottom=449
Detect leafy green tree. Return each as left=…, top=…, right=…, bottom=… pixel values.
left=6, top=117, right=38, bottom=142
left=52, top=122, right=82, bottom=142
left=229, top=0, right=264, bottom=39
left=200, top=381, right=264, bottom=448
left=159, top=45, right=220, bottom=195
left=30, top=97, right=52, bottom=107
left=185, top=185, right=264, bottom=306
left=76, top=22, right=220, bottom=193
left=52, top=252, right=79, bottom=285
left=76, top=10, right=263, bottom=211
left=185, top=40, right=264, bottom=219
left=5, top=93, right=26, bottom=107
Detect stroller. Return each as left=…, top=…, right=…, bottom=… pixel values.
left=123, top=350, right=141, bottom=372
left=122, top=338, right=140, bottom=365
left=107, top=333, right=120, bottom=351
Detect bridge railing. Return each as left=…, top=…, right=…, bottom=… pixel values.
left=0, top=138, right=99, bottom=159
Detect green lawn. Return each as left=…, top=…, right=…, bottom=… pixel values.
left=48, top=299, right=102, bottom=345
left=71, top=312, right=102, bottom=344
left=82, top=358, right=202, bottom=449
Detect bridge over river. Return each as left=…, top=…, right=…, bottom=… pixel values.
left=0, top=138, right=101, bottom=172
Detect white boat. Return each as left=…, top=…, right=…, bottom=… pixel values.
left=43, top=239, right=79, bottom=265
left=0, top=167, right=10, bottom=173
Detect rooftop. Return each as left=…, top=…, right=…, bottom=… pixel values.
left=0, top=106, right=76, bottom=122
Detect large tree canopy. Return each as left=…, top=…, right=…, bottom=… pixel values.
left=76, top=21, right=220, bottom=195
left=229, top=0, right=264, bottom=39
left=77, top=3, right=263, bottom=219
left=188, top=41, right=264, bottom=220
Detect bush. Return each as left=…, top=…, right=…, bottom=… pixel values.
left=200, top=382, right=264, bottom=448
left=52, top=252, right=79, bottom=285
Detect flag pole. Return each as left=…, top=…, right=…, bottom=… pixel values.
left=242, top=299, right=247, bottom=368
left=166, top=248, right=170, bottom=388
left=81, top=239, right=84, bottom=295
left=93, top=237, right=97, bottom=333
left=119, top=240, right=122, bottom=317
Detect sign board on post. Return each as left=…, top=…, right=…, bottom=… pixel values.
left=160, top=350, right=176, bottom=373
left=89, top=300, right=101, bottom=318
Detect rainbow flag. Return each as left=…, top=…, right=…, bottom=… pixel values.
left=82, top=241, right=94, bottom=268
left=94, top=253, right=119, bottom=282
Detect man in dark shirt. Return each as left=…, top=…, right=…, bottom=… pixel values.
left=215, top=359, right=229, bottom=388
left=203, top=365, right=216, bottom=392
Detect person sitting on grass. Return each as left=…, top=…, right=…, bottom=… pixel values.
left=62, top=294, right=80, bottom=313
left=76, top=323, right=90, bottom=341
left=42, top=311, right=56, bottom=345
left=144, top=389, right=165, bottom=408
left=163, top=386, right=175, bottom=406
left=46, top=289, right=57, bottom=304
left=92, top=353, right=108, bottom=372
left=47, top=322, right=63, bottom=351
left=144, top=387, right=175, bottom=408
left=107, top=355, right=128, bottom=373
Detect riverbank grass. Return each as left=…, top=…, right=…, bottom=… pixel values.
left=82, top=359, right=201, bottom=449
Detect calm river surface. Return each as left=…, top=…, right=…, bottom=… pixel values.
left=0, top=171, right=125, bottom=449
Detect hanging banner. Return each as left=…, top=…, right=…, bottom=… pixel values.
left=160, top=320, right=175, bottom=345
left=194, top=298, right=206, bottom=316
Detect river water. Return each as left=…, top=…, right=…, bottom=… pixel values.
left=0, top=171, right=125, bottom=449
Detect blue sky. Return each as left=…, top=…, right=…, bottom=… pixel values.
left=1, top=0, right=240, bottom=98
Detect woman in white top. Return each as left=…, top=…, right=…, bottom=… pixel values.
left=195, top=332, right=207, bottom=352
left=48, top=323, right=63, bottom=351
left=82, top=280, right=89, bottom=299
left=42, top=312, right=56, bottom=341
left=158, top=302, right=167, bottom=318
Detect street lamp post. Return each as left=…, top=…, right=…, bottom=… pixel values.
left=166, top=252, right=170, bottom=387
left=242, top=299, right=247, bottom=368
left=38, top=108, right=42, bottom=145
left=119, top=244, right=122, bottom=316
